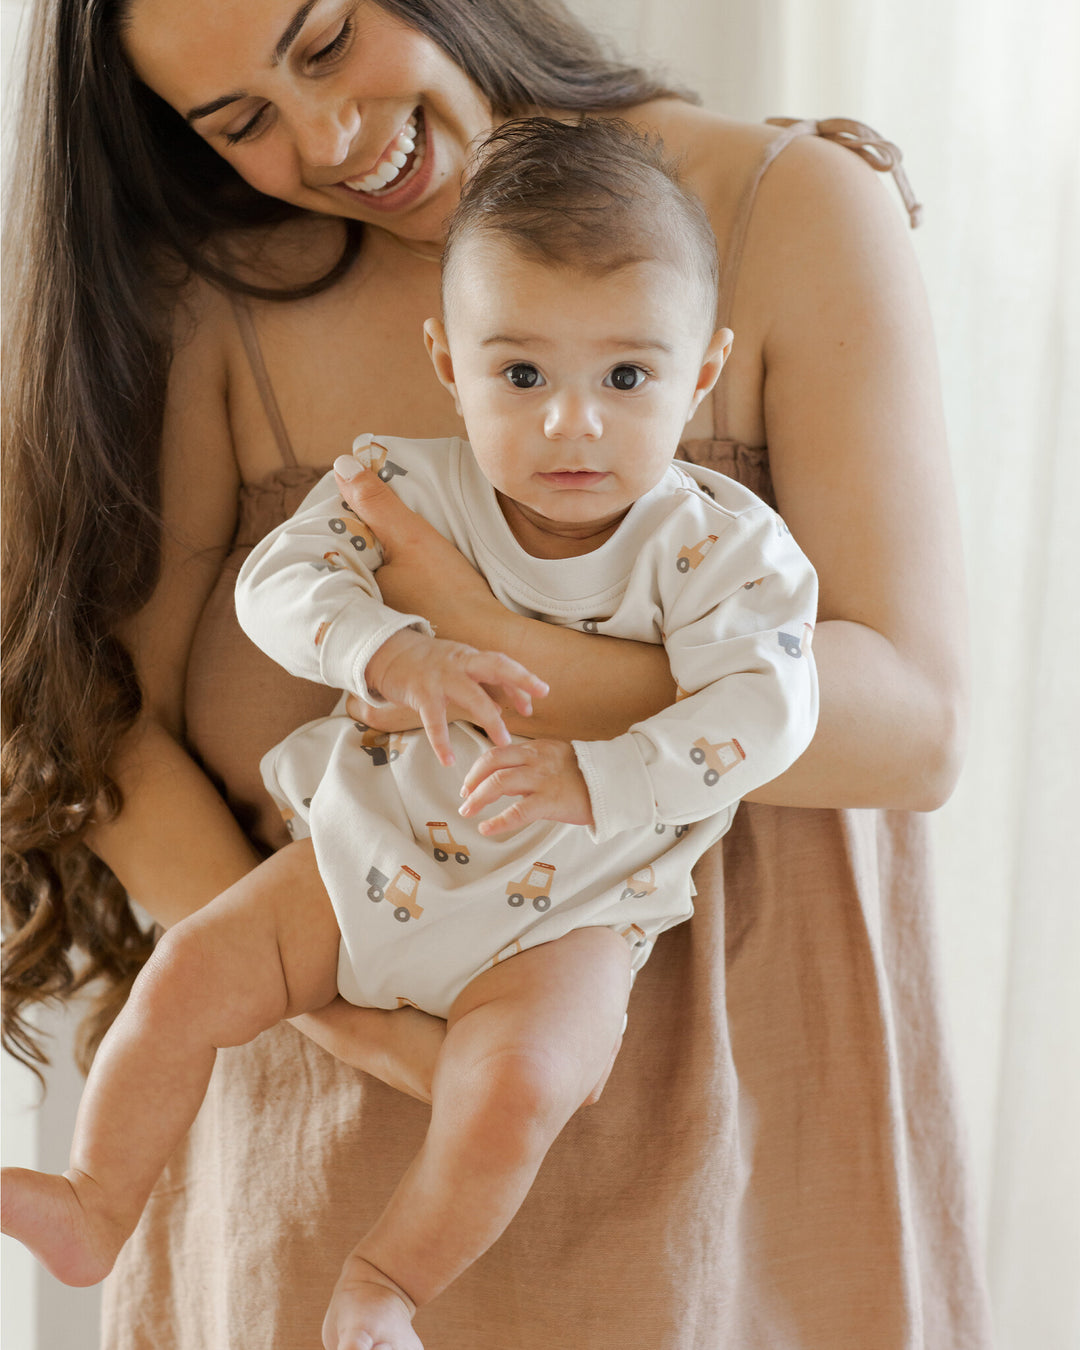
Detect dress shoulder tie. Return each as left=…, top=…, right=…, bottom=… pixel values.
left=766, top=116, right=924, bottom=228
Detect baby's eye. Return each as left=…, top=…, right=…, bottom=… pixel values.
left=605, top=365, right=648, bottom=391
left=504, top=364, right=544, bottom=389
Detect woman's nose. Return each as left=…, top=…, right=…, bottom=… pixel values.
left=543, top=390, right=603, bottom=441
left=292, top=99, right=361, bottom=168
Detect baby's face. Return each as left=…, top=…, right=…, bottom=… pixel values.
left=427, top=238, right=727, bottom=550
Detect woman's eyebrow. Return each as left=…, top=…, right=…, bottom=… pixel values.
left=185, top=0, right=321, bottom=123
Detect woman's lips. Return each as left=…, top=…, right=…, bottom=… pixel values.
left=536, top=471, right=610, bottom=489
left=337, top=107, right=434, bottom=213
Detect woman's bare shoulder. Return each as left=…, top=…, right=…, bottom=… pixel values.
left=624, top=102, right=777, bottom=214
left=624, top=102, right=907, bottom=243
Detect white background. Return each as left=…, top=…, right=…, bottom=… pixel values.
left=3, top=0, right=1078, bottom=1345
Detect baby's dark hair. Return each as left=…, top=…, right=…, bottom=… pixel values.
left=442, top=117, right=719, bottom=336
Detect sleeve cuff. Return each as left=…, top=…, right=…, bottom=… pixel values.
left=572, top=735, right=657, bottom=842
left=317, top=605, right=434, bottom=702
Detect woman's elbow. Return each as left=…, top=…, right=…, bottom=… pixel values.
left=906, top=676, right=969, bottom=812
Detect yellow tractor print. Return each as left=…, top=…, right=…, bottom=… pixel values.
left=427, top=821, right=470, bottom=864
left=488, top=939, right=525, bottom=970
left=621, top=865, right=657, bottom=901
left=310, top=550, right=345, bottom=573
left=506, top=861, right=556, bottom=912
left=689, top=736, right=745, bottom=786
left=366, top=864, right=423, bottom=922
left=353, top=723, right=405, bottom=767
left=328, top=504, right=377, bottom=555
left=355, top=439, right=408, bottom=483
left=676, top=534, right=718, bottom=573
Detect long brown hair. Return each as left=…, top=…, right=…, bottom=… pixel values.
left=1, top=0, right=691, bottom=1079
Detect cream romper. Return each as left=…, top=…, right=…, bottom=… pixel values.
left=236, top=433, right=818, bottom=1017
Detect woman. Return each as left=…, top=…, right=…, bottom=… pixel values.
left=1, top=0, right=993, bottom=1345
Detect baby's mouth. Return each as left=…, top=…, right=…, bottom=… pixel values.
left=343, top=109, right=424, bottom=196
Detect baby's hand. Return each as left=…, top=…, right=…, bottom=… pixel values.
left=365, top=629, right=548, bottom=767
left=458, top=740, right=594, bottom=836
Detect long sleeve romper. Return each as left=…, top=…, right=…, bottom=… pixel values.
left=235, top=433, right=818, bottom=1017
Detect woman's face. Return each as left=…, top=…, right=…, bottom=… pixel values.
left=123, top=0, right=496, bottom=244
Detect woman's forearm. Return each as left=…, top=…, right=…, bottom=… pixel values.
left=85, top=717, right=260, bottom=930
left=451, top=603, right=678, bottom=742
left=743, top=619, right=967, bottom=812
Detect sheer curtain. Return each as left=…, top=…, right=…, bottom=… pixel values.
left=571, top=1, right=1080, bottom=1346
left=3, top=1, right=1077, bottom=1346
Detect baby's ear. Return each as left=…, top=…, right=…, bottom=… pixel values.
left=424, top=318, right=461, bottom=413
left=687, top=327, right=733, bottom=420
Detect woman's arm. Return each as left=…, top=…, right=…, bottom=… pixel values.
left=331, top=464, right=677, bottom=742
left=85, top=284, right=262, bottom=924
left=82, top=282, right=447, bottom=1098
left=735, top=133, right=968, bottom=811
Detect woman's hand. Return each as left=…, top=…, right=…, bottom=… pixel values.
left=334, top=457, right=504, bottom=638
left=290, top=1001, right=447, bottom=1105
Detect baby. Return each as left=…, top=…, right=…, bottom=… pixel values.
left=2, top=119, right=818, bottom=1350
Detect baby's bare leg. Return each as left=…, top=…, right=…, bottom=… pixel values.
left=323, top=927, right=633, bottom=1349
left=0, top=840, right=340, bottom=1287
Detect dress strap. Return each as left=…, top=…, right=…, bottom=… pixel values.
left=711, top=116, right=924, bottom=439
left=766, top=117, right=924, bottom=229
left=228, top=293, right=299, bottom=469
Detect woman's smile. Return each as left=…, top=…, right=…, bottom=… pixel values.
left=333, top=106, right=436, bottom=214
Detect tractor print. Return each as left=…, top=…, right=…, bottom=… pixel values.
left=777, top=630, right=806, bottom=659
left=582, top=618, right=602, bottom=634
left=619, top=923, right=648, bottom=948
left=488, top=939, right=525, bottom=970
left=309, top=550, right=345, bottom=573
left=352, top=437, right=408, bottom=483
left=690, top=736, right=745, bottom=786
left=621, top=865, right=657, bottom=900
left=354, top=723, right=405, bottom=767
left=743, top=577, right=764, bottom=590
left=427, top=821, right=470, bottom=864
left=506, top=861, right=556, bottom=912
left=328, top=505, right=377, bottom=554
left=366, top=864, right=423, bottom=922
left=676, top=535, right=718, bottom=573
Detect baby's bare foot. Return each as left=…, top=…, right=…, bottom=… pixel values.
left=322, top=1253, right=423, bottom=1350
left=1, top=1167, right=128, bottom=1287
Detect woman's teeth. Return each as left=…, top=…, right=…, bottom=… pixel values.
left=345, top=119, right=419, bottom=195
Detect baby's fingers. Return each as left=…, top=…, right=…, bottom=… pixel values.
left=459, top=744, right=524, bottom=799
left=417, top=700, right=455, bottom=767
left=468, top=652, right=548, bottom=719
left=459, top=766, right=536, bottom=819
